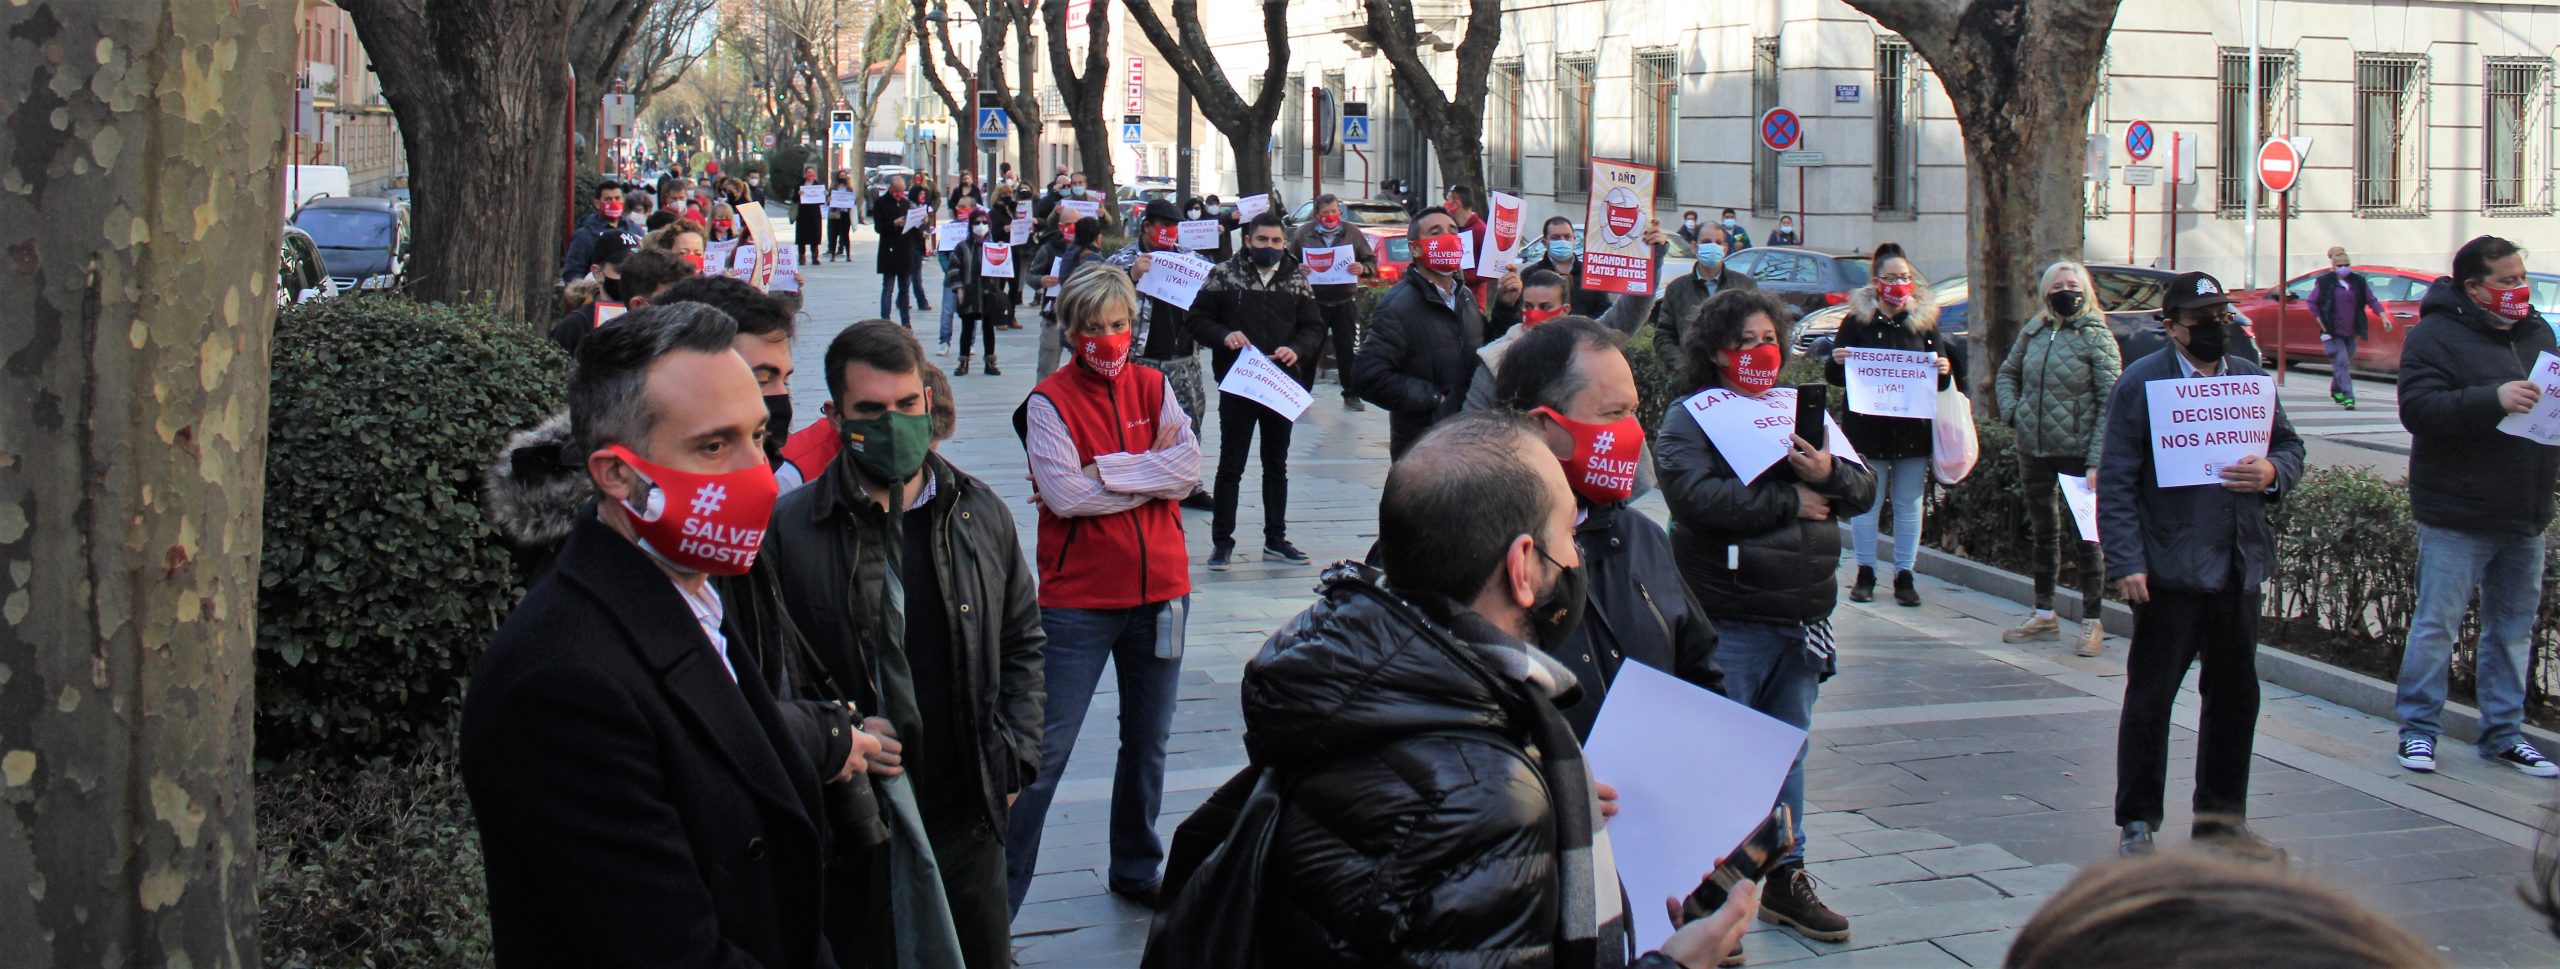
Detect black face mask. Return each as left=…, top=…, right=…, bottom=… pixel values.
left=1526, top=542, right=1589, bottom=652
left=2045, top=290, right=2085, bottom=319
left=1247, top=245, right=1283, bottom=267
left=600, top=274, right=631, bottom=301
left=2182, top=317, right=2231, bottom=361
left=763, top=394, right=793, bottom=468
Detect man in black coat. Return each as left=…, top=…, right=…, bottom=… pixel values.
left=1351, top=207, right=1485, bottom=459
left=2390, top=236, right=2560, bottom=780
left=2098, top=271, right=2305, bottom=861
left=754, top=322, right=1047, bottom=969
left=462, top=304, right=862, bottom=969
left=1187, top=213, right=1328, bottom=569
left=871, top=174, right=929, bottom=326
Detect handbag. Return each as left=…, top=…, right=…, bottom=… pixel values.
left=1931, top=385, right=1979, bottom=485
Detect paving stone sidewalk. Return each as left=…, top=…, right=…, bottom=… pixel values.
left=786, top=233, right=2560, bottom=968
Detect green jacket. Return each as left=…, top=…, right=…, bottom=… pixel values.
left=1994, top=308, right=2122, bottom=467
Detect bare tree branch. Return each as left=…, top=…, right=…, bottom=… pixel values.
left=1124, top=0, right=1289, bottom=190
left=1361, top=0, right=1502, bottom=189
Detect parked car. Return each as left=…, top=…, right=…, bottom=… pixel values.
left=276, top=224, right=334, bottom=307
left=291, top=195, right=410, bottom=293
left=1791, top=264, right=2256, bottom=379
left=2528, top=272, right=2560, bottom=340
left=2229, top=265, right=2433, bottom=376
left=1283, top=197, right=1412, bottom=232
left=863, top=165, right=915, bottom=195
left=1719, top=246, right=1873, bottom=319
left=1115, top=177, right=1178, bottom=224
left=1371, top=235, right=1412, bottom=288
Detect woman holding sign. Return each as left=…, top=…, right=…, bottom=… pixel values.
left=1826, top=243, right=1950, bottom=607
left=1994, top=260, right=2122, bottom=655
left=1655, top=287, right=1874, bottom=947
left=951, top=208, right=1013, bottom=376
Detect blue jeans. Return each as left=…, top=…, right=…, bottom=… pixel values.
left=1851, top=456, right=1930, bottom=571
left=1714, top=619, right=1820, bottom=865
left=879, top=269, right=922, bottom=325
left=2396, top=523, right=2545, bottom=754
left=1004, top=601, right=1183, bottom=913
left=938, top=283, right=960, bottom=346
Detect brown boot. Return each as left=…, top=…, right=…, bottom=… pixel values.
left=1759, top=861, right=1849, bottom=942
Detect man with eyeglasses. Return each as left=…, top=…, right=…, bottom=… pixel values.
left=2097, top=271, right=2305, bottom=863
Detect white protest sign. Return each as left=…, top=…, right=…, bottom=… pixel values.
left=979, top=241, right=1016, bottom=278
left=1045, top=257, right=1064, bottom=297
left=592, top=301, right=628, bottom=326
left=1581, top=158, right=1657, bottom=296
left=1060, top=198, right=1102, bottom=222
left=798, top=184, right=826, bottom=205
left=1134, top=250, right=1215, bottom=310
left=1217, top=347, right=1313, bottom=422
left=768, top=245, right=802, bottom=293
left=2144, top=374, right=2277, bottom=488
left=1233, top=193, right=1270, bottom=221
left=707, top=239, right=739, bottom=268
left=1177, top=219, right=1223, bottom=251
left=1016, top=202, right=1031, bottom=223
left=2499, top=352, right=2560, bottom=445
left=1302, top=245, right=1358, bottom=285
left=733, top=203, right=782, bottom=289
left=2059, top=473, right=2100, bottom=542
left=936, top=221, right=971, bottom=252
left=1479, top=191, right=1526, bottom=275
left=1841, top=348, right=1939, bottom=419
left=1584, top=661, right=1807, bottom=955
left=829, top=189, right=860, bottom=211
left=903, top=205, right=929, bottom=232
left=1681, top=387, right=1860, bottom=483
left=1009, top=217, right=1031, bottom=246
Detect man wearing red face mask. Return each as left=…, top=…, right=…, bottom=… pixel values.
left=1352, top=206, right=1490, bottom=458
left=1467, top=221, right=1670, bottom=412
left=1288, top=194, right=1381, bottom=411
left=1654, top=287, right=1875, bottom=951
left=1485, top=317, right=1724, bottom=738
left=463, top=304, right=864, bottom=969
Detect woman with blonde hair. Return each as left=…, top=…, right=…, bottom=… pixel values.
left=1993, top=259, right=2123, bottom=655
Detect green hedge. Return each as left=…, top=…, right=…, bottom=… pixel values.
left=258, top=297, right=566, bottom=761
left=258, top=751, right=489, bottom=967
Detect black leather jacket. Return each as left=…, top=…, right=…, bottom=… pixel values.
left=1552, top=502, right=1725, bottom=737
left=1655, top=384, right=1879, bottom=624
left=752, top=452, right=1047, bottom=828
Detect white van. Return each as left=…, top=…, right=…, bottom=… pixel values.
left=284, top=165, right=352, bottom=217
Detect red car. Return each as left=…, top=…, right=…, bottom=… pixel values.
left=1368, top=231, right=1410, bottom=288
left=2231, top=265, right=2433, bottom=375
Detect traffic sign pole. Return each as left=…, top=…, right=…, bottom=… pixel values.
left=2255, top=136, right=2305, bottom=385
left=2124, top=121, right=2154, bottom=267
left=1757, top=107, right=1806, bottom=243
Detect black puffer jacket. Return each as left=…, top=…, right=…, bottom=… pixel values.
left=1243, top=579, right=1564, bottom=966
left=2399, top=276, right=2560, bottom=536
left=1655, top=384, right=1879, bottom=624
left=1824, top=285, right=1949, bottom=461
left=1553, top=502, right=1723, bottom=738
left=1352, top=270, right=1486, bottom=457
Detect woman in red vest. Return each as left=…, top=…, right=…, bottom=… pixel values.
left=1003, top=262, right=1201, bottom=914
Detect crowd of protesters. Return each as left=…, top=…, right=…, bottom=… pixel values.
left=480, top=156, right=2547, bottom=967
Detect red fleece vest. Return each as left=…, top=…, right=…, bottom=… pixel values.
left=1027, top=362, right=1191, bottom=609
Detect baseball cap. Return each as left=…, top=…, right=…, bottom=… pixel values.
left=2163, top=271, right=2235, bottom=312
left=1143, top=199, right=1184, bottom=224
left=591, top=230, right=636, bottom=268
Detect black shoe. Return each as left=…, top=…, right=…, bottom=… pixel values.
left=2487, top=741, right=2560, bottom=778
left=1109, top=881, right=1163, bottom=910
left=1181, top=490, right=1215, bottom=512
left=1264, top=540, right=1311, bottom=564
left=1848, top=566, right=1876, bottom=603
left=2193, top=819, right=2287, bottom=864
left=1207, top=543, right=1234, bottom=571
left=1758, top=861, right=1849, bottom=942
left=2119, top=821, right=2156, bottom=857
left=1893, top=570, right=1921, bottom=607
left=1344, top=396, right=1367, bottom=412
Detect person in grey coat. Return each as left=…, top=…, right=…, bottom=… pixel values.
left=2098, top=271, right=2305, bottom=863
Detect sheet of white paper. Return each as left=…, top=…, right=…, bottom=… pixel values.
left=1301, top=245, right=1357, bottom=285
left=1217, top=348, right=1313, bottom=421
left=798, top=184, right=826, bottom=205
left=2144, top=374, right=2277, bottom=488
left=1478, top=191, right=1526, bottom=275
left=2059, top=473, right=2100, bottom=542
left=1008, top=218, right=1032, bottom=246
left=903, top=205, right=929, bottom=232
left=829, top=189, right=860, bottom=211
left=1233, top=193, right=1269, bottom=221
left=937, top=222, right=971, bottom=252
left=1045, top=257, right=1064, bottom=297
left=768, top=245, right=801, bottom=293
left=1583, top=660, right=1808, bottom=955
left=706, top=239, right=739, bottom=268
left=1134, top=250, right=1215, bottom=310
left=1061, top=198, right=1102, bottom=222
left=1683, top=388, right=1862, bottom=483
left=979, top=241, right=1016, bottom=278
left=2499, top=352, right=2560, bottom=445
left=592, top=301, right=627, bottom=325
left=1177, top=219, right=1223, bottom=251
left=1841, top=348, right=1938, bottom=419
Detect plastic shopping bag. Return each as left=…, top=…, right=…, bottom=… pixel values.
left=1931, top=386, right=1978, bottom=485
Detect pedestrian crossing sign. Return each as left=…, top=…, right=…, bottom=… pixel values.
left=829, top=111, right=855, bottom=144
left=1342, top=115, right=1369, bottom=145
left=977, top=107, right=1009, bottom=140
left=1122, top=121, right=1143, bottom=145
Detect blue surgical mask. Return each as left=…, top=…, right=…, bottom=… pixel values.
left=1546, top=239, right=1581, bottom=262
left=1695, top=249, right=1725, bottom=278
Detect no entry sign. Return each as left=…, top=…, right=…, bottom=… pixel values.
left=1758, top=107, right=1802, bottom=153
left=2256, top=138, right=2301, bottom=193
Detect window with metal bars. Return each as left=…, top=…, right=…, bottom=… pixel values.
left=1489, top=61, right=1524, bottom=194
left=1323, top=70, right=1347, bottom=180
left=1637, top=49, right=1679, bottom=202
left=1281, top=74, right=1304, bottom=178
left=2086, top=52, right=2111, bottom=221
left=1557, top=55, right=1596, bottom=196
left=2216, top=48, right=2298, bottom=218
left=2486, top=58, right=2555, bottom=215
left=2354, top=54, right=2429, bottom=216
left=1873, top=38, right=1920, bottom=217
left=1752, top=38, right=1780, bottom=217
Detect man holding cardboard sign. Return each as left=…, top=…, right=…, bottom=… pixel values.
left=2097, top=270, right=2304, bottom=861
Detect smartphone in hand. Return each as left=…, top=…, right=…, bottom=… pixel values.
left=1681, top=806, right=1796, bottom=922
left=1793, top=385, right=1829, bottom=451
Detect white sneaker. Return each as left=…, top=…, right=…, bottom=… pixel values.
left=2397, top=736, right=2436, bottom=773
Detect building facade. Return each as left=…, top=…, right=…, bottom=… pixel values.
left=295, top=1, right=406, bottom=199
